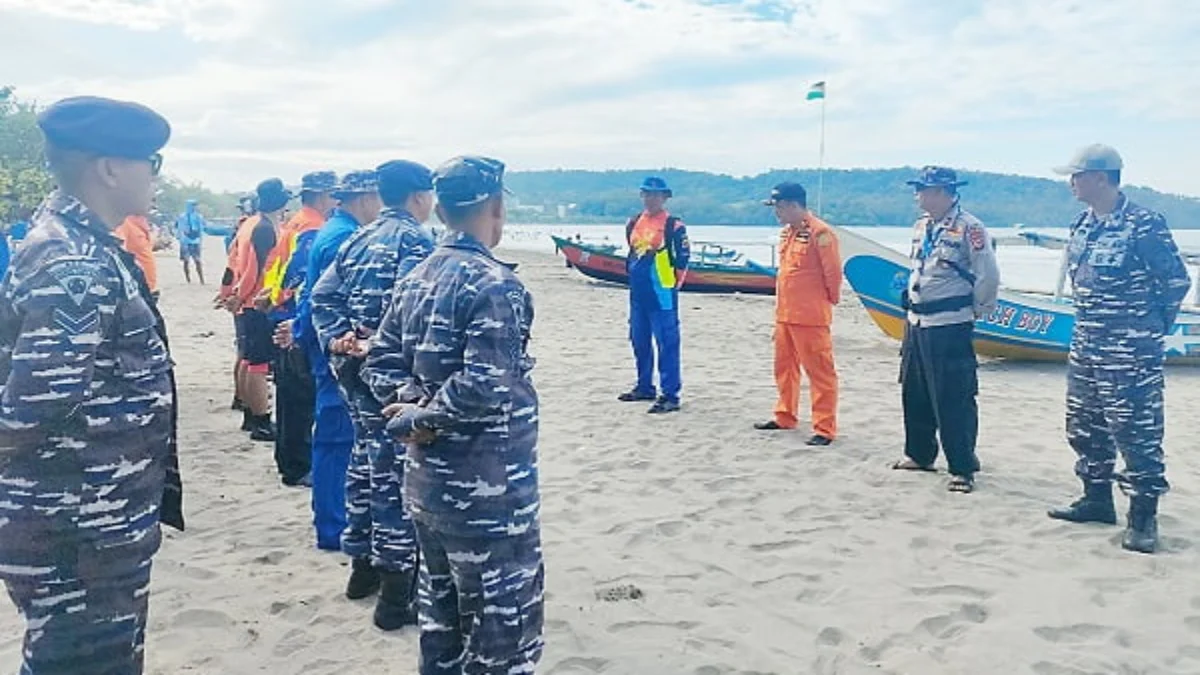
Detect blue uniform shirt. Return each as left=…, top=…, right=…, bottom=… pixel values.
left=294, top=208, right=360, bottom=410
left=363, top=231, right=539, bottom=538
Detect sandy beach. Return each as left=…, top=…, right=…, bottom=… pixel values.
left=3, top=235, right=1199, bottom=675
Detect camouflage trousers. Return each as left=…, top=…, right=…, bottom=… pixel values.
left=3, top=553, right=153, bottom=675
left=341, top=389, right=419, bottom=573
left=1066, top=348, right=1169, bottom=498
left=415, top=521, right=544, bottom=675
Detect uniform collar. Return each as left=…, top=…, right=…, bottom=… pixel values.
left=41, top=189, right=122, bottom=244
left=441, top=230, right=495, bottom=259
left=380, top=206, right=419, bottom=224
left=928, top=203, right=962, bottom=229
left=328, top=207, right=360, bottom=227
left=1086, top=192, right=1128, bottom=226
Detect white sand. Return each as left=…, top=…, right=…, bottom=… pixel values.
left=3, top=237, right=1199, bottom=674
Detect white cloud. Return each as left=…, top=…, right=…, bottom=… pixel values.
left=2, top=0, right=1198, bottom=195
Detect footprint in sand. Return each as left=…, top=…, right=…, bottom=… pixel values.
left=817, top=627, right=847, bottom=647
left=910, top=584, right=992, bottom=600
left=1184, top=616, right=1200, bottom=633
left=171, top=608, right=234, bottom=629
left=1033, top=623, right=1121, bottom=645
left=545, top=656, right=612, bottom=674
left=915, top=604, right=989, bottom=640
left=606, top=620, right=699, bottom=634
left=1031, top=662, right=1097, bottom=675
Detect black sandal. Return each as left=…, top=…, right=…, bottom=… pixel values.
left=948, top=475, right=975, bottom=494
left=891, top=459, right=936, bottom=472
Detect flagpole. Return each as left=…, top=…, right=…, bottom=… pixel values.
left=816, top=91, right=826, bottom=216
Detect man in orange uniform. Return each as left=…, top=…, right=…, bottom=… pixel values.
left=115, top=214, right=159, bottom=299
left=218, top=198, right=261, bottom=427
left=754, top=183, right=842, bottom=446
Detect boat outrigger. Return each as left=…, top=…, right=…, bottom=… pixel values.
left=836, top=227, right=1200, bottom=364
left=551, top=235, right=777, bottom=295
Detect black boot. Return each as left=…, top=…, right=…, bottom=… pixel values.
left=373, top=570, right=418, bottom=631
left=1121, top=497, right=1159, bottom=554
left=346, top=557, right=381, bottom=600
left=1047, top=481, right=1117, bottom=524
left=240, top=409, right=253, bottom=432
left=249, top=414, right=275, bottom=442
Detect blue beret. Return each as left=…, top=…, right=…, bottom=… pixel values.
left=37, top=96, right=170, bottom=159
left=332, top=170, right=379, bottom=199
left=376, top=160, right=433, bottom=194
left=433, top=156, right=509, bottom=207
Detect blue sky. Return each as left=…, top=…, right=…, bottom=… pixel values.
left=1, top=0, right=1196, bottom=197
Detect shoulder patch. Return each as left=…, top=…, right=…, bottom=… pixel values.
left=967, top=225, right=986, bottom=251
left=45, top=258, right=104, bottom=306
left=816, top=232, right=833, bottom=247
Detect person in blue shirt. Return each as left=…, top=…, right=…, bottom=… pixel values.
left=175, top=199, right=206, bottom=284
left=279, top=170, right=382, bottom=569
left=0, top=228, right=9, bottom=280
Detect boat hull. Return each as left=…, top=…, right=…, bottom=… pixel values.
left=552, top=236, right=776, bottom=295
left=835, top=227, right=1200, bottom=365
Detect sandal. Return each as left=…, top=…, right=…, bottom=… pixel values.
left=891, top=458, right=936, bottom=472
left=948, top=475, right=975, bottom=494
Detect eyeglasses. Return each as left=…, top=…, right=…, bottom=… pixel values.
left=148, top=153, right=163, bottom=177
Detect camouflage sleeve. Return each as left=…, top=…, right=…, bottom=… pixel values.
left=311, top=255, right=353, bottom=354
left=966, top=222, right=1000, bottom=316
left=1135, top=212, right=1191, bottom=331
left=361, top=288, right=417, bottom=407
left=396, top=227, right=436, bottom=281
left=0, top=254, right=116, bottom=443
left=424, top=280, right=525, bottom=425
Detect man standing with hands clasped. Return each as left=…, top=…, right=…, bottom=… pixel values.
left=754, top=182, right=842, bottom=446
left=890, top=167, right=999, bottom=494
left=365, top=156, right=543, bottom=674
left=1046, top=144, right=1191, bottom=554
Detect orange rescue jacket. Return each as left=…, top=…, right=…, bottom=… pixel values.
left=775, top=214, right=843, bottom=326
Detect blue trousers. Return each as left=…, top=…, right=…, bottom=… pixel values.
left=312, top=405, right=354, bottom=551
left=629, top=294, right=681, bottom=402
left=415, top=521, right=544, bottom=675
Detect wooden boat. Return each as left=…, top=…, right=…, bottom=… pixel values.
left=835, top=226, right=1200, bottom=364
left=551, top=235, right=777, bottom=295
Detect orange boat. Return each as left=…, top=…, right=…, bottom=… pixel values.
left=551, top=235, right=777, bottom=295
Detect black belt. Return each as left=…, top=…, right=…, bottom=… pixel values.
left=908, top=294, right=974, bottom=315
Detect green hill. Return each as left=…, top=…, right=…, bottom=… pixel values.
left=506, top=168, right=1200, bottom=229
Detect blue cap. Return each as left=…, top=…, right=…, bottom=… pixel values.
left=432, top=156, right=509, bottom=207
left=300, top=170, right=338, bottom=193
left=763, top=182, right=807, bottom=206
left=376, top=160, right=433, bottom=193
left=255, top=178, right=293, bottom=212
left=332, top=170, right=379, bottom=199
left=37, top=95, right=170, bottom=160
left=639, top=176, right=672, bottom=197
left=905, top=166, right=968, bottom=189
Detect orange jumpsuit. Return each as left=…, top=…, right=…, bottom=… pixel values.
left=772, top=215, right=843, bottom=437
left=114, top=215, right=158, bottom=293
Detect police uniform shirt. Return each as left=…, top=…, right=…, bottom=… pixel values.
left=907, top=205, right=1000, bottom=327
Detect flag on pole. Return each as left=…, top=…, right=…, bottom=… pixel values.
left=806, top=81, right=826, bottom=101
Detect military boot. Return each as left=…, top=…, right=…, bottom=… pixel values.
left=346, top=557, right=381, bottom=600
left=1047, top=481, right=1117, bottom=524
left=1121, top=496, right=1159, bottom=554
left=373, top=570, right=418, bottom=631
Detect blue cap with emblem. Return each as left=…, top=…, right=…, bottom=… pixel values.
left=905, top=166, right=968, bottom=190
left=37, top=95, right=170, bottom=160
left=332, top=170, right=379, bottom=200
left=432, top=156, right=510, bottom=207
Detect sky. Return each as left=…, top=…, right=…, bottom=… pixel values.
left=1, top=0, right=1196, bottom=197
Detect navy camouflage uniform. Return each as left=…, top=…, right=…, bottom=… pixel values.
left=1064, top=193, right=1190, bottom=497
left=312, top=194, right=435, bottom=574
left=0, top=97, right=182, bottom=675
left=362, top=157, right=543, bottom=675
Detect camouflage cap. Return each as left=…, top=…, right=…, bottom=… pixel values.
left=300, top=170, right=338, bottom=193
left=332, top=170, right=379, bottom=199
left=905, top=166, right=968, bottom=190
left=433, top=156, right=510, bottom=207
left=1053, top=144, right=1123, bottom=175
